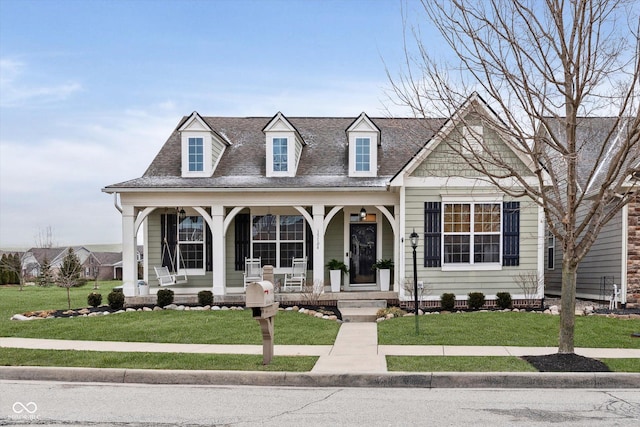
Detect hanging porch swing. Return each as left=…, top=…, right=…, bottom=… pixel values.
left=153, top=208, right=189, bottom=287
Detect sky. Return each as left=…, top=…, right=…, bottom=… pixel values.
left=0, top=0, right=433, bottom=249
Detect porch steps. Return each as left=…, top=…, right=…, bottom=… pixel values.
left=338, top=300, right=387, bottom=323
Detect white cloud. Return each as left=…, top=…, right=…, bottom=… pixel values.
left=0, top=57, right=82, bottom=108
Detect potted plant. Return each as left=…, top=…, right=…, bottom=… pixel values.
left=326, top=259, right=349, bottom=292
left=372, top=259, right=394, bottom=291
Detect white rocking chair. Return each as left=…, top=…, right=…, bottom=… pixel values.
left=284, top=257, right=307, bottom=291
left=243, top=257, right=263, bottom=289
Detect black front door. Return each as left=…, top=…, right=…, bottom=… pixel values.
left=349, top=223, right=377, bottom=284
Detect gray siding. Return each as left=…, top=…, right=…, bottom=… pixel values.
left=404, top=187, right=540, bottom=297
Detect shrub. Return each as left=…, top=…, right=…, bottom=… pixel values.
left=496, top=292, right=513, bottom=309
left=468, top=292, right=486, bottom=310
left=440, top=293, right=456, bottom=311
left=87, top=292, right=102, bottom=308
left=157, top=289, right=174, bottom=307
left=198, top=290, right=213, bottom=306
left=375, top=306, right=407, bottom=318
left=107, top=291, right=125, bottom=310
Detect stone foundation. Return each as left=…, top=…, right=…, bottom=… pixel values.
left=627, top=196, right=640, bottom=303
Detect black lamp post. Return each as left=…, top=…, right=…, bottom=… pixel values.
left=410, top=228, right=419, bottom=334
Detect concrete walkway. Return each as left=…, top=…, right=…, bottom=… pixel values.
left=2, top=323, right=640, bottom=375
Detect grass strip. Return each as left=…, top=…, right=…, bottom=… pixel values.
left=0, top=348, right=317, bottom=372
left=386, top=355, right=538, bottom=372
left=386, top=356, right=640, bottom=372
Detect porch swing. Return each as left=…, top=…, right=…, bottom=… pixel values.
left=153, top=210, right=189, bottom=287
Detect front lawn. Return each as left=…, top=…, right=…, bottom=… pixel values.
left=378, top=312, right=640, bottom=349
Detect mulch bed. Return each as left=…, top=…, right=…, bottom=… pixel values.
left=522, top=353, right=611, bottom=372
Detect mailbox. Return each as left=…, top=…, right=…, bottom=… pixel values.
left=246, top=281, right=274, bottom=307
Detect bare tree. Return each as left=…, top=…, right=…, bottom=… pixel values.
left=390, top=0, right=639, bottom=353
left=35, top=226, right=56, bottom=249
left=56, top=248, right=82, bottom=310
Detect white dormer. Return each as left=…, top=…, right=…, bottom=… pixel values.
left=178, top=112, right=230, bottom=178
left=262, top=112, right=305, bottom=177
left=346, top=112, right=380, bottom=177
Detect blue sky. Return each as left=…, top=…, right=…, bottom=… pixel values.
left=0, top=0, right=431, bottom=248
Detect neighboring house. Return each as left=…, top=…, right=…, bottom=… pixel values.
left=542, top=118, right=639, bottom=305
left=21, top=247, right=137, bottom=281
left=103, top=94, right=545, bottom=304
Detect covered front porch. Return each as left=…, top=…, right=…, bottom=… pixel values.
left=116, top=190, right=407, bottom=298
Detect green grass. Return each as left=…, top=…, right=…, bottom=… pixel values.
left=387, top=356, right=538, bottom=372
left=0, top=285, right=340, bottom=345
left=378, top=312, right=640, bottom=348
left=387, top=356, right=640, bottom=372
left=0, top=348, right=317, bottom=371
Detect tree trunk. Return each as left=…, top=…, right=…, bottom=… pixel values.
left=558, top=259, right=578, bottom=353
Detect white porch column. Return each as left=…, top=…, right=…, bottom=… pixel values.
left=312, top=204, right=325, bottom=289
left=211, top=205, right=225, bottom=296
left=121, top=205, right=138, bottom=296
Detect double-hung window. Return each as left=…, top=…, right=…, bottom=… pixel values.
left=178, top=216, right=204, bottom=272
left=188, top=137, right=204, bottom=172
left=355, top=137, right=370, bottom=172
left=272, top=138, right=288, bottom=172
left=252, top=214, right=304, bottom=268
left=443, top=202, right=501, bottom=266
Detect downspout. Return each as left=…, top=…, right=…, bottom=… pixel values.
left=113, top=193, right=123, bottom=213
left=621, top=204, right=628, bottom=305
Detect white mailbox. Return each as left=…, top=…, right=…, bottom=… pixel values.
left=246, top=281, right=275, bottom=307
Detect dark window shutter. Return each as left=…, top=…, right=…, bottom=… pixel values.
left=160, top=214, right=177, bottom=271
left=503, top=202, right=520, bottom=266
left=234, top=213, right=250, bottom=271
left=424, top=202, right=441, bottom=267
left=305, top=220, right=313, bottom=267
left=205, top=222, right=212, bottom=272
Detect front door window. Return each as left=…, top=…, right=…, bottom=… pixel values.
left=349, top=223, right=376, bottom=284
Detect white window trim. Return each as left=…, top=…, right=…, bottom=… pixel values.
left=266, top=135, right=295, bottom=177
left=348, top=132, right=377, bottom=177
left=177, top=216, right=206, bottom=276
left=250, top=213, right=305, bottom=269
left=547, top=230, right=555, bottom=270
left=181, top=131, right=212, bottom=177
left=440, top=195, right=503, bottom=272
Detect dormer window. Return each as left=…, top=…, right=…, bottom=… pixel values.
left=178, top=111, right=231, bottom=178
left=188, top=137, right=204, bottom=172
left=355, top=137, right=371, bottom=172
left=347, top=112, right=380, bottom=177
left=272, top=137, right=288, bottom=172
left=263, top=112, right=305, bottom=177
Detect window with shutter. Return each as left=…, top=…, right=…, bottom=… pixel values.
left=424, top=202, right=441, bottom=267
left=502, top=202, right=520, bottom=266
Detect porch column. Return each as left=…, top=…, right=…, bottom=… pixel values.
left=121, top=205, right=137, bottom=296
left=211, top=205, right=225, bottom=296
left=312, top=204, right=325, bottom=289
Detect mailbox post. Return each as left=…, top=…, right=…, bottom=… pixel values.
left=246, top=281, right=279, bottom=365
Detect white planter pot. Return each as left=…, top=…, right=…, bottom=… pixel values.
left=138, top=285, right=150, bottom=296
left=378, top=269, right=390, bottom=291
left=330, top=270, right=342, bottom=292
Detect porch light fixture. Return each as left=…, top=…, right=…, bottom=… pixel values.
left=178, top=208, right=186, bottom=221
left=410, top=228, right=420, bottom=335
left=360, top=207, right=367, bottom=220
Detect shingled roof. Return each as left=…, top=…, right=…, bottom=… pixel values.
left=105, top=116, right=445, bottom=190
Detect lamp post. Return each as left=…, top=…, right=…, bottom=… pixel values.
left=410, top=229, right=419, bottom=334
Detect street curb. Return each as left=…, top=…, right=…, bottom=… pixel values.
left=1, top=366, right=639, bottom=389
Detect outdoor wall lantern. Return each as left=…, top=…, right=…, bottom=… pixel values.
left=410, top=228, right=420, bottom=334
left=178, top=208, right=186, bottom=222
left=360, top=207, right=367, bottom=220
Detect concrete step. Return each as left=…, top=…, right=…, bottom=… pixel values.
left=337, top=300, right=387, bottom=309
left=339, top=308, right=380, bottom=323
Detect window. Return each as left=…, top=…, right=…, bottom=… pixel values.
left=272, top=138, right=288, bottom=172
left=547, top=230, right=555, bottom=270
left=355, top=137, right=370, bottom=171
left=443, top=202, right=501, bottom=265
left=188, top=137, right=204, bottom=172
left=251, top=214, right=304, bottom=267
left=178, top=216, right=204, bottom=271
